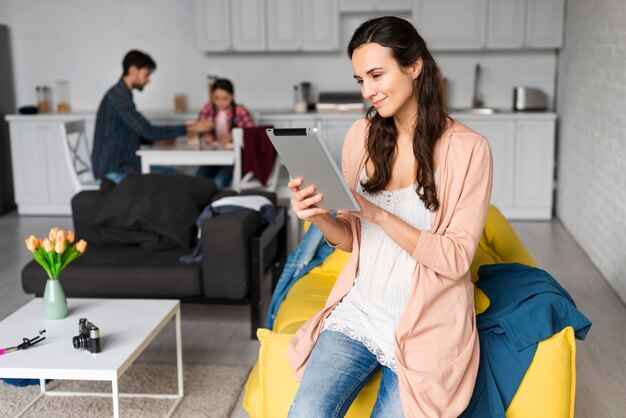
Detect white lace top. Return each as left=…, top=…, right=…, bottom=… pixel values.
left=323, top=168, right=437, bottom=372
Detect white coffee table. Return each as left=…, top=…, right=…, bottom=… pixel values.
left=0, top=298, right=183, bottom=418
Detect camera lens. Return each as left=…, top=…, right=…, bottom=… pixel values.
left=72, top=335, right=85, bottom=349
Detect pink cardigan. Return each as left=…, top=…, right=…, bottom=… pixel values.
left=288, top=118, right=493, bottom=417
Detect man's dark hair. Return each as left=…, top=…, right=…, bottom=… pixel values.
left=122, top=50, right=156, bottom=76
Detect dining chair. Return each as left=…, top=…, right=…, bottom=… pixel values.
left=60, top=120, right=99, bottom=193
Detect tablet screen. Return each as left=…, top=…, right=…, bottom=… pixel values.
left=267, top=128, right=359, bottom=211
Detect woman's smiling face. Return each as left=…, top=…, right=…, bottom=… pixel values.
left=352, top=42, right=422, bottom=120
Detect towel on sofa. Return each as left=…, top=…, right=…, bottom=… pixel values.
left=91, top=174, right=216, bottom=251
left=266, top=223, right=334, bottom=329
left=180, top=195, right=276, bottom=263
left=460, top=263, right=592, bottom=418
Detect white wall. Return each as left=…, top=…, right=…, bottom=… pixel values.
left=0, top=0, right=556, bottom=114
left=556, top=0, right=626, bottom=303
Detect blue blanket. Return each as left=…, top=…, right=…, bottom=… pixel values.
left=460, top=263, right=591, bottom=417
left=266, top=223, right=334, bottom=330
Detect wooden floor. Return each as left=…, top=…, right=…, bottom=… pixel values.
left=1, top=211, right=624, bottom=417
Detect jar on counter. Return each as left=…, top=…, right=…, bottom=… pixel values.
left=36, top=85, right=52, bottom=113
left=56, top=80, right=71, bottom=113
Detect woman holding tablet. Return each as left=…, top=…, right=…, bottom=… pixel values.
left=287, top=16, right=492, bottom=418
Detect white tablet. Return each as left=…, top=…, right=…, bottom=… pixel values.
left=266, top=128, right=360, bottom=211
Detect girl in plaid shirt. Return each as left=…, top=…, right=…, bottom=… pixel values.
left=196, top=78, right=255, bottom=187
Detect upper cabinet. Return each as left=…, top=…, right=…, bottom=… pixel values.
left=196, top=0, right=565, bottom=52
left=338, top=0, right=412, bottom=13
left=302, top=0, right=338, bottom=51
left=267, top=0, right=301, bottom=51
left=231, top=0, right=266, bottom=51
left=487, top=0, right=565, bottom=49
left=195, top=0, right=338, bottom=52
left=413, top=0, right=487, bottom=50
left=413, top=0, right=565, bottom=51
left=195, top=0, right=230, bottom=51
left=487, top=0, right=526, bottom=49
left=525, top=0, right=565, bottom=48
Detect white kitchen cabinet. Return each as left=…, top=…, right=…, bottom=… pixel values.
left=413, top=0, right=487, bottom=50
left=316, top=117, right=357, bottom=168
left=514, top=120, right=555, bottom=215
left=196, top=0, right=339, bottom=52
left=463, top=120, right=515, bottom=209
left=8, top=121, right=76, bottom=215
left=487, top=0, right=526, bottom=49
left=526, top=0, right=565, bottom=49
left=267, top=0, right=301, bottom=51
left=302, top=0, right=339, bottom=51
left=456, top=115, right=556, bottom=220
left=231, top=0, right=266, bottom=51
left=487, top=0, right=565, bottom=49
left=339, top=0, right=411, bottom=13
left=194, top=0, right=231, bottom=51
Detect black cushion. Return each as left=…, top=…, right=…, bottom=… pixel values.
left=22, top=245, right=203, bottom=299
left=93, top=174, right=217, bottom=251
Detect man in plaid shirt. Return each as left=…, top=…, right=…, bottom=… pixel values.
left=92, top=50, right=211, bottom=182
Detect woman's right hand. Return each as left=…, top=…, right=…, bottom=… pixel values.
left=289, top=177, right=329, bottom=222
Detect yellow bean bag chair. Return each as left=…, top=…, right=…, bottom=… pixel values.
left=244, top=206, right=576, bottom=418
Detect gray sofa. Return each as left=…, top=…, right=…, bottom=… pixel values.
left=21, top=175, right=287, bottom=338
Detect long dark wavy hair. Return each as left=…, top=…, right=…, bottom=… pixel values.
left=348, top=16, right=448, bottom=211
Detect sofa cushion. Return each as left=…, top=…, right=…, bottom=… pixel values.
left=22, top=245, right=202, bottom=298
left=507, top=327, right=575, bottom=418
left=483, top=206, right=536, bottom=267
left=244, top=326, right=575, bottom=418
left=92, top=174, right=216, bottom=251
left=274, top=272, right=337, bottom=333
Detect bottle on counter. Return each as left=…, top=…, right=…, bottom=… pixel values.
left=293, top=84, right=307, bottom=113
left=56, top=80, right=71, bottom=113
left=36, top=85, right=52, bottom=113
left=174, top=93, right=187, bottom=113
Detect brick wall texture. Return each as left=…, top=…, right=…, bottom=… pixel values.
left=556, top=0, right=626, bottom=302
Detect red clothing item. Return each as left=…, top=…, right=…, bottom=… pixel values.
left=197, top=102, right=255, bottom=130
left=242, top=126, right=277, bottom=186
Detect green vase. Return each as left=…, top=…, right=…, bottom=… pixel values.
left=43, top=278, right=68, bottom=319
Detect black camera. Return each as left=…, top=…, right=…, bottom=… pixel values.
left=72, top=318, right=101, bottom=354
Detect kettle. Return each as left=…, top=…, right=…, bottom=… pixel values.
left=293, top=82, right=314, bottom=113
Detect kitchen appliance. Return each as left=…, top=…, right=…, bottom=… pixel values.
left=293, top=82, right=315, bottom=113
left=0, top=25, right=16, bottom=215
left=513, top=86, right=549, bottom=111
left=316, top=91, right=365, bottom=113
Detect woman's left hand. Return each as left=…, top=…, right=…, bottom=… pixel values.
left=351, top=191, right=387, bottom=225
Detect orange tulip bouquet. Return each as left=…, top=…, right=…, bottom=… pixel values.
left=24, top=227, right=87, bottom=319
left=25, top=227, right=87, bottom=279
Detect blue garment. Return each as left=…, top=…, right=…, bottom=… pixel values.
left=1, top=378, right=41, bottom=387
left=288, top=329, right=404, bottom=418
left=92, top=79, right=186, bottom=179
left=197, top=165, right=233, bottom=188
left=180, top=196, right=276, bottom=264
left=266, top=223, right=334, bottom=330
left=460, top=263, right=592, bottom=418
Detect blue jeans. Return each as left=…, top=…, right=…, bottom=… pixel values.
left=196, top=165, right=233, bottom=188
left=288, top=330, right=405, bottom=418
left=104, top=166, right=180, bottom=184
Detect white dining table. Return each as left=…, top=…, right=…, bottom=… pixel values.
left=136, top=136, right=242, bottom=191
